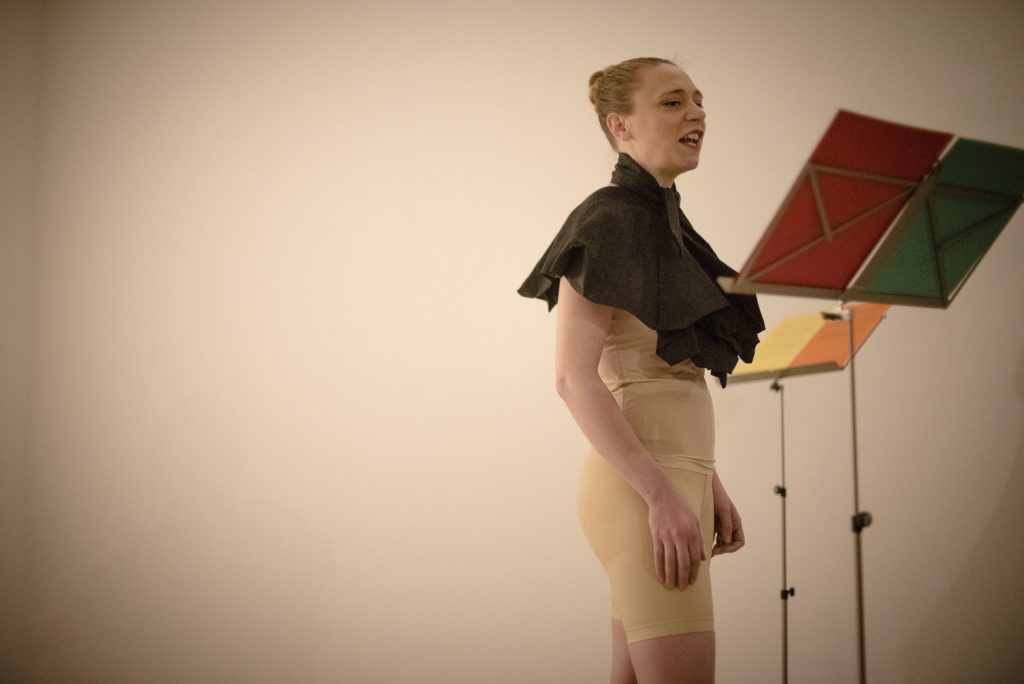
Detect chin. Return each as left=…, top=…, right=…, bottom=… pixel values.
left=677, top=159, right=700, bottom=174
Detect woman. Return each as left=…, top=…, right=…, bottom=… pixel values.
left=518, top=58, right=764, bottom=683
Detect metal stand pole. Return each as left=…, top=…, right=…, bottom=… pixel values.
left=824, top=306, right=872, bottom=684
left=771, top=380, right=795, bottom=684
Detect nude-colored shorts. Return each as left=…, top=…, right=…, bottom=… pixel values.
left=577, top=448, right=715, bottom=643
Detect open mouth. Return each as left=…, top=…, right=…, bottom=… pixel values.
left=680, top=130, right=703, bottom=147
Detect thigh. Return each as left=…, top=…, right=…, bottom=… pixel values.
left=610, top=619, right=638, bottom=684
left=628, top=631, right=715, bottom=684
left=578, top=450, right=715, bottom=643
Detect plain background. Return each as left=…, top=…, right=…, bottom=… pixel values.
left=2, top=0, right=1023, bottom=682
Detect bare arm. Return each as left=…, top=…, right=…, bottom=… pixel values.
left=554, top=276, right=705, bottom=589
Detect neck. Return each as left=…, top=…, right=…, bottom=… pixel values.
left=623, top=154, right=674, bottom=188
left=652, top=171, right=675, bottom=188
left=617, top=151, right=676, bottom=189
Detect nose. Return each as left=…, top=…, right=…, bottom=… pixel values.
left=686, top=100, right=705, bottom=121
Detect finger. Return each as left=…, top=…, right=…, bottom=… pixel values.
left=654, top=538, right=666, bottom=585
left=664, top=542, right=679, bottom=589
left=732, top=515, right=745, bottom=551
left=717, top=507, right=733, bottom=545
left=686, top=538, right=702, bottom=586
left=712, top=533, right=739, bottom=556
left=713, top=534, right=744, bottom=555
left=673, top=543, right=691, bottom=590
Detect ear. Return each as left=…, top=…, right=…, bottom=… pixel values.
left=606, top=112, right=631, bottom=142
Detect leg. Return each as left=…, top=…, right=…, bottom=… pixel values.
left=580, top=454, right=716, bottom=683
left=610, top=619, right=638, bottom=684
left=628, top=631, right=715, bottom=684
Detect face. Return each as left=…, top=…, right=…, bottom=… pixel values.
left=607, top=63, right=706, bottom=187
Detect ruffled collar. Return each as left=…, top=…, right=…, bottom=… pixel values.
left=612, top=153, right=688, bottom=255
left=610, top=152, right=678, bottom=205
left=517, top=152, right=764, bottom=387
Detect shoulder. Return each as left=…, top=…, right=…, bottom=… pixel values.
left=563, top=186, right=652, bottom=243
left=570, top=185, right=646, bottom=218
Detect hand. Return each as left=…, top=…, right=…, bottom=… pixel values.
left=711, top=472, right=745, bottom=557
left=646, top=488, right=706, bottom=590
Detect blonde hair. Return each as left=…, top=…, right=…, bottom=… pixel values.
left=588, top=57, right=676, bottom=149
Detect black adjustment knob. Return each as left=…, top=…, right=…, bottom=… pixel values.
left=852, top=512, right=873, bottom=533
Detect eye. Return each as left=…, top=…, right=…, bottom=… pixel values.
left=662, top=100, right=682, bottom=108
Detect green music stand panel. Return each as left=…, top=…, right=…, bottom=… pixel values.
left=850, top=138, right=1024, bottom=306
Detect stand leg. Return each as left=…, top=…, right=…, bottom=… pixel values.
left=772, top=380, right=795, bottom=684
left=823, top=305, right=873, bottom=684
left=846, top=309, right=871, bottom=684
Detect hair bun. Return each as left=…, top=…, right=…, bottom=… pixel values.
left=588, top=69, right=605, bottom=105
left=588, top=57, right=674, bottom=148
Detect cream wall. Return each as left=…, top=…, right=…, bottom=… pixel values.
left=5, top=0, right=1023, bottom=682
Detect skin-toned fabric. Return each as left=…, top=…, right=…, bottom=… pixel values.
left=578, top=448, right=715, bottom=644
left=598, top=308, right=715, bottom=474
left=576, top=305, right=717, bottom=643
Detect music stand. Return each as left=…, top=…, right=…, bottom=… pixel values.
left=729, top=303, right=890, bottom=684
left=719, top=109, right=1024, bottom=684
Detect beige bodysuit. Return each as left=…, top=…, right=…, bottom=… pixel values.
left=578, top=307, right=717, bottom=643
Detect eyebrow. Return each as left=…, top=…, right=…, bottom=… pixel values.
left=658, top=88, right=703, bottom=101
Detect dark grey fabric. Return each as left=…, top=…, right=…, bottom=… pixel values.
left=517, top=153, right=764, bottom=387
